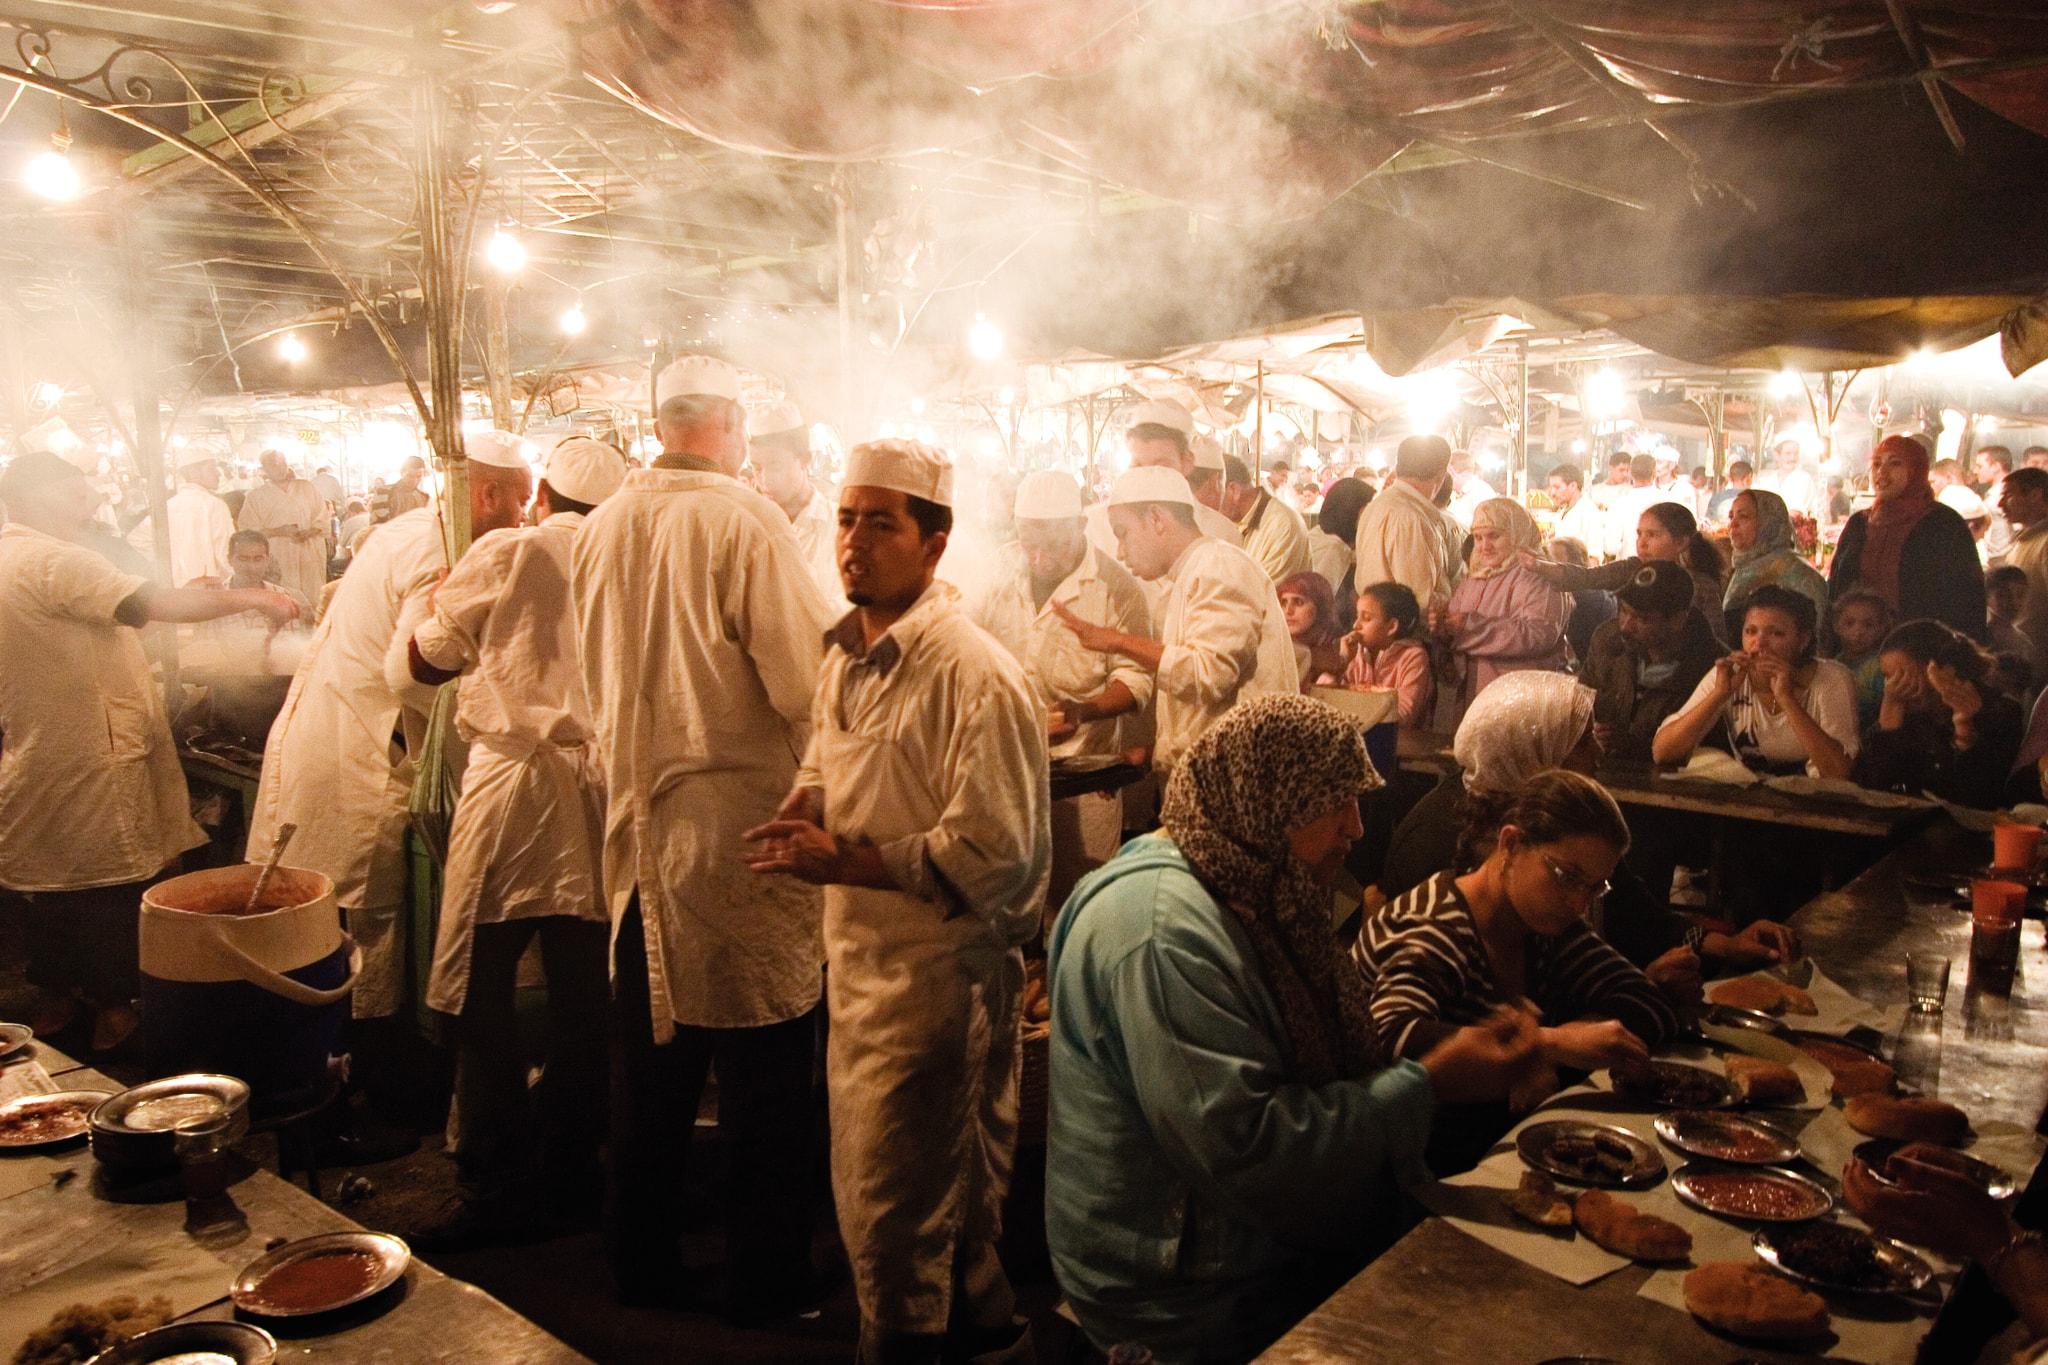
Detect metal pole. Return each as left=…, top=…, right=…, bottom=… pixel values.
left=1254, top=362, right=1265, bottom=477
left=1516, top=341, right=1530, bottom=498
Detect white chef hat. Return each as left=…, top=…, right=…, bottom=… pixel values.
left=465, top=429, right=531, bottom=471
left=751, top=398, right=806, bottom=439
left=1108, top=466, right=1197, bottom=508
left=843, top=439, right=953, bottom=507
left=544, top=437, right=628, bottom=506
left=656, top=354, right=743, bottom=406
left=1125, top=399, right=1194, bottom=438
left=1190, top=432, right=1225, bottom=473
left=1014, top=470, right=1083, bottom=521
left=1938, top=484, right=1988, bottom=520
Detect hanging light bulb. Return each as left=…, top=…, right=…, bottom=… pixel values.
left=277, top=333, right=308, bottom=364
left=1768, top=370, right=1804, bottom=399
left=967, top=313, right=1003, bottom=362
left=24, top=121, right=79, bottom=202
left=558, top=304, right=587, bottom=336
left=484, top=228, right=527, bottom=274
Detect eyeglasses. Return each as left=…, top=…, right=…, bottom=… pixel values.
left=1541, top=853, right=1610, bottom=906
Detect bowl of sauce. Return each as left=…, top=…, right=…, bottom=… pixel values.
left=231, top=1233, right=409, bottom=1318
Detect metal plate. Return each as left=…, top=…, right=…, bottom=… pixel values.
left=231, top=1231, right=410, bottom=1318
left=0, top=1089, right=114, bottom=1149
left=1753, top=1222, right=1935, bottom=1298
left=1516, top=1120, right=1665, bottom=1188
left=1672, top=1162, right=1834, bottom=1223
left=86, top=1320, right=278, bottom=1365
left=93, top=1074, right=250, bottom=1135
left=1610, top=1059, right=1736, bottom=1110
left=1654, top=1110, right=1800, bottom=1166
left=0, top=1021, right=30, bottom=1058
left=1854, top=1139, right=2019, bottom=1200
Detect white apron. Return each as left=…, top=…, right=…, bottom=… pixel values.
left=821, top=723, right=1022, bottom=1338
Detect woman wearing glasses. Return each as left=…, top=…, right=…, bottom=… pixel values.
left=1353, top=769, right=1683, bottom=1170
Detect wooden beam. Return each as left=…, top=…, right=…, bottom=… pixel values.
left=1882, top=0, right=1967, bottom=153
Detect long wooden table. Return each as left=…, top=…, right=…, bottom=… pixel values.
left=1259, top=815, right=2046, bottom=1364
left=0, top=1046, right=587, bottom=1363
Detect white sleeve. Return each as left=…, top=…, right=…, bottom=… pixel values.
left=1157, top=560, right=1265, bottom=707
left=1807, top=663, right=1862, bottom=766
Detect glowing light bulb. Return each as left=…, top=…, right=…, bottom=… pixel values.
left=30, top=381, right=63, bottom=407
left=967, top=314, right=1003, bottom=362
left=1768, top=370, right=1804, bottom=399
left=998, top=386, right=1017, bottom=407
left=485, top=229, right=527, bottom=274
left=908, top=396, right=928, bottom=416
left=277, top=333, right=307, bottom=364
left=24, top=149, right=79, bottom=201
left=558, top=305, right=587, bottom=336
left=1585, top=369, right=1627, bottom=420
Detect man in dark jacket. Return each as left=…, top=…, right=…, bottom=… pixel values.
left=1582, top=561, right=1720, bottom=764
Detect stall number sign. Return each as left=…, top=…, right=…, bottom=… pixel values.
left=298, top=430, right=321, bottom=446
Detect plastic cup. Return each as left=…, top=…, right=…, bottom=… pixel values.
left=1971, top=878, right=2027, bottom=926
left=1992, top=821, right=2044, bottom=873
left=1905, top=951, right=1951, bottom=1013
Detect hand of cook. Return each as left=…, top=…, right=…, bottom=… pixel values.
left=1050, top=598, right=1119, bottom=654
left=1046, top=705, right=1079, bottom=744
left=250, top=589, right=301, bottom=627
left=741, top=817, right=844, bottom=883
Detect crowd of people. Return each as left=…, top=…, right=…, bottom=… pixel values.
left=2, top=364, right=2044, bottom=1365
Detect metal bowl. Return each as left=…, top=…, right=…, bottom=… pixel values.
left=1672, top=1161, right=1834, bottom=1223
left=1753, top=1221, right=1935, bottom=1298
left=0, top=1020, right=31, bottom=1058
left=0, top=1089, right=115, bottom=1149
left=231, top=1231, right=410, bottom=1318
left=1654, top=1110, right=1800, bottom=1166
left=87, top=1320, right=277, bottom=1365
left=90, top=1074, right=250, bottom=1177
left=1516, top=1119, right=1665, bottom=1188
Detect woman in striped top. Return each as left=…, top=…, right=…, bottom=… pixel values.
left=1353, top=770, right=1680, bottom=1142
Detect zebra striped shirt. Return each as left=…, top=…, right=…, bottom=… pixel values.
left=1350, top=870, right=1678, bottom=1060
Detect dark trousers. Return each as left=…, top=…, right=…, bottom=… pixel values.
left=607, top=899, right=819, bottom=1299
left=451, top=916, right=609, bottom=1206
left=23, top=878, right=152, bottom=1007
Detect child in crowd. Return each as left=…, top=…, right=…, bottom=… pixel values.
left=1986, top=566, right=2036, bottom=686
left=1343, top=581, right=1435, bottom=729
left=1830, top=588, right=1893, bottom=731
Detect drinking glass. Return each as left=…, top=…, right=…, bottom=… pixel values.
left=1970, top=918, right=2022, bottom=998
left=1905, top=951, right=1950, bottom=1013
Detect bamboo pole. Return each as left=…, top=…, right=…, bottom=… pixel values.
left=412, top=72, right=467, bottom=560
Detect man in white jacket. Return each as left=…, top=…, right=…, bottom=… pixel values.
left=1222, top=454, right=1312, bottom=582
left=572, top=356, right=835, bottom=1321
left=1083, top=399, right=1240, bottom=560
left=1352, top=434, right=1462, bottom=614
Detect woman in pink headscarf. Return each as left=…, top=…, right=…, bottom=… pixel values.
left=1434, top=497, right=1569, bottom=720
left=1828, top=434, right=1987, bottom=640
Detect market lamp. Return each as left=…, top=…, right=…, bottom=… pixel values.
left=277, top=333, right=308, bottom=365
left=1768, top=370, right=1804, bottom=399
left=558, top=304, right=587, bottom=337
left=967, top=313, right=1003, bottom=362
left=484, top=228, right=527, bottom=274
left=23, top=123, right=79, bottom=202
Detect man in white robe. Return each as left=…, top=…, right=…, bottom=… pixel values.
left=746, top=439, right=1049, bottom=1365
left=403, top=437, right=626, bottom=1246
left=237, top=449, right=331, bottom=604
left=162, top=455, right=235, bottom=585
left=749, top=397, right=843, bottom=608
left=572, top=355, right=834, bottom=1319
left=1083, top=399, right=1239, bottom=563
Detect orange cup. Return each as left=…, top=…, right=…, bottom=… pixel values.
left=1992, top=821, right=2044, bottom=873
left=1971, top=877, right=2027, bottom=927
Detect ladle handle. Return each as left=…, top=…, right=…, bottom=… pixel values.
left=242, top=821, right=298, bottom=916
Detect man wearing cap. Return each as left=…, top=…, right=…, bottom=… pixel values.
left=1083, top=399, right=1239, bottom=563
left=1056, top=466, right=1295, bottom=774
left=972, top=469, right=1151, bottom=911
left=750, top=398, right=843, bottom=607
left=1220, top=453, right=1311, bottom=582
left=385, top=455, right=430, bottom=521
left=572, top=355, right=834, bottom=1320
left=0, top=452, right=299, bottom=1050
left=745, top=439, right=1049, bottom=1365
left=1650, top=447, right=1701, bottom=518
left=400, top=437, right=626, bottom=1246
left=156, top=454, right=235, bottom=586
left=1755, top=437, right=1820, bottom=524
left=249, top=431, right=533, bottom=1042
left=1352, top=434, right=1462, bottom=615
left=238, top=448, right=331, bottom=604
left=1580, top=560, right=1720, bottom=763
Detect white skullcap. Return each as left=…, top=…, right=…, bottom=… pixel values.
left=1938, top=484, right=1988, bottom=520
left=465, top=429, right=531, bottom=472
left=655, top=354, right=743, bottom=405
left=1014, top=470, right=1083, bottom=521
left=544, top=437, right=628, bottom=506
left=1190, top=432, right=1226, bottom=473
left=1651, top=446, right=1680, bottom=464
left=843, top=439, right=953, bottom=507
left=1107, top=466, right=1197, bottom=508
left=1125, top=399, right=1194, bottom=438
left=752, top=398, right=805, bottom=439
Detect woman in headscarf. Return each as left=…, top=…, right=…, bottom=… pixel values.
left=1524, top=501, right=1730, bottom=645
left=1830, top=434, right=1986, bottom=640
left=1722, top=488, right=1827, bottom=634
left=1044, top=695, right=1539, bottom=1365
left=1307, top=477, right=1373, bottom=628
left=1435, top=497, right=1569, bottom=719
left=1276, top=569, right=1343, bottom=689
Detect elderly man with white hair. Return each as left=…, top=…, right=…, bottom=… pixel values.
left=237, top=447, right=332, bottom=603
left=972, top=468, right=1152, bottom=910
left=572, top=355, right=836, bottom=1321
left=1058, top=466, right=1296, bottom=774
left=400, top=436, right=628, bottom=1247
left=746, top=439, right=1050, bottom=1365
left=1084, top=399, right=1240, bottom=563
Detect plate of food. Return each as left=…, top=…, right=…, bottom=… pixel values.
left=1855, top=1139, right=2018, bottom=1200
left=231, top=1232, right=410, bottom=1318
left=1753, top=1221, right=1935, bottom=1298
left=1516, top=1120, right=1664, bottom=1188
left=1609, top=1058, right=1735, bottom=1110
left=1654, top=1110, right=1801, bottom=1166
left=0, top=1090, right=109, bottom=1149
left=1672, top=1162, right=1834, bottom=1223
left=86, top=1320, right=278, bottom=1364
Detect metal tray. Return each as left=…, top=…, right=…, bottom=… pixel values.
left=87, top=1320, right=277, bottom=1364
left=1654, top=1110, right=1800, bottom=1166
left=1753, top=1222, right=1935, bottom=1298
left=1854, top=1139, right=2019, bottom=1200
left=0, top=1089, right=114, bottom=1149
left=0, top=1021, right=30, bottom=1059
left=232, top=1231, right=410, bottom=1318
left=1672, top=1161, right=1834, bottom=1223
left=1516, top=1119, right=1664, bottom=1188
left=1610, top=1059, right=1736, bottom=1110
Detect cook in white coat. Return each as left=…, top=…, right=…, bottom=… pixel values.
left=971, top=470, right=1151, bottom=919
left=572, top=355, right=835, bottom=1318
left=0, top=452, right=298, bottom=1050
left=248, top=433, right=533, bottom=1027
left=402, top=437, right=626, bottom=1244
left=749, top=397, right=845, bottom=610
left=1221, top=452, right=1312, bottom=582
left=237, top=449, right=332, bottom=605
left=1056, top=466, right=1297, bottom=775
left=746, top=440, right=1049, bottom=1365
left=1083, top=398, right=1240, bottom=567
left=135, top=455, right=235, bottom=586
